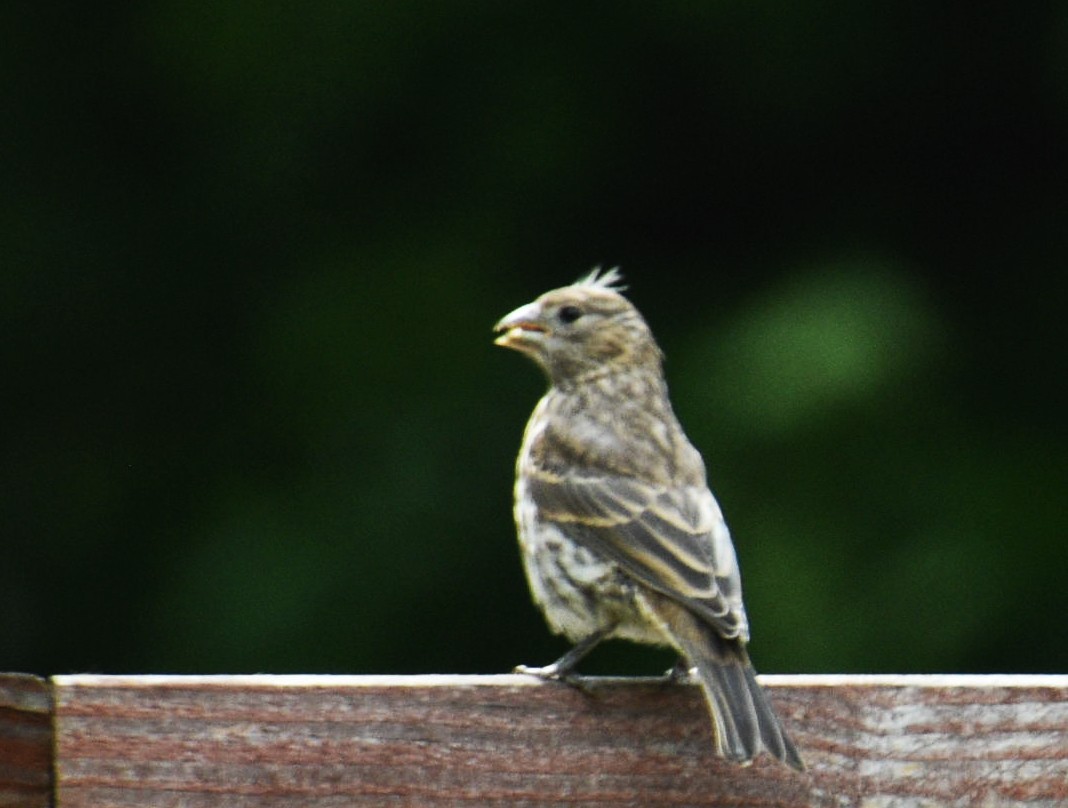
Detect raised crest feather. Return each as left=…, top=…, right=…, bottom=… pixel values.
left=575, top=266, right=626, bottom=292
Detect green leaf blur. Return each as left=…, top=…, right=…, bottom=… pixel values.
left=3, top=3, right=1064, bottom=676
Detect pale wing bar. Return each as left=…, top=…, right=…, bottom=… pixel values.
left=527, top=471, right=748, bottom=639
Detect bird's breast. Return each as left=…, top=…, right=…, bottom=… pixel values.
left=513, top=473, right=668, bottom=647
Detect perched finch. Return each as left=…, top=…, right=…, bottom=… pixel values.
left=494, top=268, right=803, bottom=770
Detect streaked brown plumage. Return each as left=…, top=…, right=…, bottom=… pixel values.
left=494, top=268, right=803, bottom=770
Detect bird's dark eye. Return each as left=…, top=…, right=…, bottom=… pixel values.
left=558, top=305, right=583, bottom=324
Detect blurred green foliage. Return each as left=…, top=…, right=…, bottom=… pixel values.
left=3, top=3, right=1065, bottom=677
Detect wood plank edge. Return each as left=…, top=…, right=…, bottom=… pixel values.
left=51, top=672, right=1068, bottom=689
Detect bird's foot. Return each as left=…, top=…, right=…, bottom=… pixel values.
left=513, top=663, right=563, bottom=679
left=513, top=663, right=594, bottom=694
left=662, top=659, right=696, bottom=684
left=511, top=632, right=610, bottom=694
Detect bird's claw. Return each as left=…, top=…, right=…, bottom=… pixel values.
left=513, top=664, right=595, bottom=694
left=662, top=659, right=696, bottom=684
left=513, top=663, right=560, bottom=679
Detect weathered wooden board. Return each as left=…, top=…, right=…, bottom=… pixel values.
left=46, top=673, right=1068, bottom=807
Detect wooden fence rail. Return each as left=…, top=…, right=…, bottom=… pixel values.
left=2, top=672, right=1066, bottom=806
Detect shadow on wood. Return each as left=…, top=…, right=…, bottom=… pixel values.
left=0, top=673, right=52, bottom=808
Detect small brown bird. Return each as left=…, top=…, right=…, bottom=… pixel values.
left=494, top=268, right=803, bottom=770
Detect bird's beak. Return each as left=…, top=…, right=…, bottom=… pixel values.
left=493, top=302, right=548, bottom=350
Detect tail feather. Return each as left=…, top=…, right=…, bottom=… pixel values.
left=705, top=653, right=759, bottom=762
left=643, top=592, right=804, bottom=771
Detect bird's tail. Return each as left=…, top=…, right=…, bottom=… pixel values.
left=644, top=592, right=804, bottom=771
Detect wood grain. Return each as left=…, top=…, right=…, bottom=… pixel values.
left=0, top=673, right=53, bottom=808
left=45, top=673, right=1068, bottom=807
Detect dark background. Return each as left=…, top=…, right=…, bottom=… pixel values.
left=4, top=3, right=1065, bottom=678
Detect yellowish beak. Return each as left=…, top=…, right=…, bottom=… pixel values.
left=493, top=302, right=547, bottom=349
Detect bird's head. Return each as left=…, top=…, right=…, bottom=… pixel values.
left=494, top=268, right=662, bottom=386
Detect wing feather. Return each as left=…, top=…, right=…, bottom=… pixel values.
left=526, top=470, right=749, bottom=640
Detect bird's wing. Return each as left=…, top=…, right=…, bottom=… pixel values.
left=526, top=468, right=750, bottom=641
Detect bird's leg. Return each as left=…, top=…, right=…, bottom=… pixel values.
left=514, top=627, right=611, bottom=684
